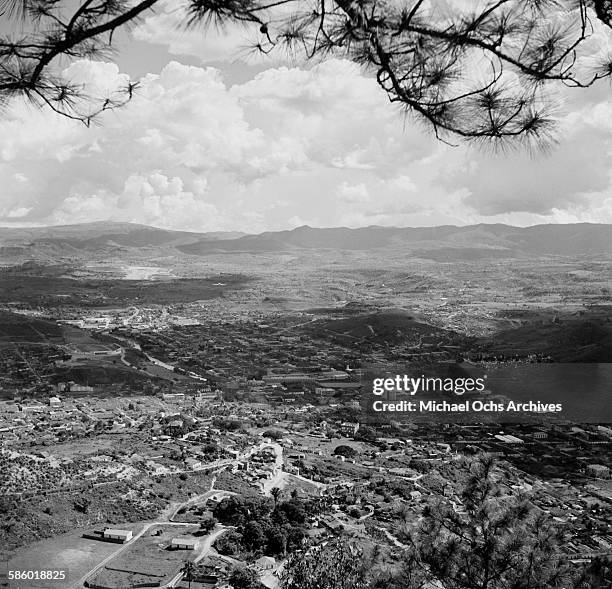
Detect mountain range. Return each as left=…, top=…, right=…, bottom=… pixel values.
left=0, top=221, right=611, bottom=260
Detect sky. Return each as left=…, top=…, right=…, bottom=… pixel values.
left=1, top=1, right=612, bottom=233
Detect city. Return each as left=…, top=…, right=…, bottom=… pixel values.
left=0, top=222, right=610, bottom=588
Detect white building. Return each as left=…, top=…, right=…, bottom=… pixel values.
left=171, top=537, right=198, bottom=550
left=340, top=422, right=360, bottom=436
left=103, top=529, right=133, bottom=543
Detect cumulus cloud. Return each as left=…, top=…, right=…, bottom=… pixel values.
left=337, top=182, right=371, bottom=204
left=0, top=46, right=612, bottom=231
left=441, top=104, right=612, bottom=217
left=133, top=0, right=278, bottom=64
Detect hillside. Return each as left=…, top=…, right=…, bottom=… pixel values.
left=476, top=309, right=612, bottom=362
left=302, top=310, right=462, bottom=346
left=177, top=223, right=612, bottom=257
left=1, top=222, right=610, bottom=262
left=0, top=311, right=64, bottom=344
left=0, top=222, right=244, bottom=262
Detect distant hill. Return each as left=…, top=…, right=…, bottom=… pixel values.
left=0, top=221, right=245, bottom=242
left=0, top=221, right=245, bottom=261
left=177, top=223, right=612, bottom=258
left=301, top=307, right=612, bottom=361
left=0, top=222, right=610, bottom=261
left=476, top=310, right=612, bottom=362
left=302, top=309, right=460, bottom=345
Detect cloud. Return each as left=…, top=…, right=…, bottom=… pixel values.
left=1, top=46, right=612, bottom=232
left=6, top=207, right=32, bottom=218
left=441, top=104, right=612, bottom=217
left=133, top=0, right=276, bottom=64
left=0, top=58, right=413, bottom=230
left=336, top=182, right=371, bottom=204
left=48, top=172, right=225, bottom=232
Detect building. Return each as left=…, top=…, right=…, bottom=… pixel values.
left=256, top=556, right=276, bottom=570
left=319, top=370, right=349, bottom=380
left=103, top=529, right=133, bottom=543
left=171, top=537, right=198, bottom=550
left=48, top=396, right=61, bottom=407
left=494, top=434, right=524, bottom=444
left=586, top=464, right=610, bottom=479
left=340, top=422, right=360, bottom=436
left=69, top=383, right=94, bottom=393
left=81, top=317, right=111, bottom=330
left=162, top=393, right=185, bottom=402
left=264, top=373, right=312, bottom=384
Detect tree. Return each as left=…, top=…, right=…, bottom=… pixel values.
left=354, top=425, right=377, bottom=443
left=271, top=486, right=282, bottom=506
left=242, top=519, right=267, bottom=553
left=198, top=514, right=217, bottom=534
left=266, top=525, right=288, bottom=556
left=333, top=444, right=357, bottom=459
left=574, top=556, right=612, bottom=588
left=281, top=540, right=370, bottom=589
left=181, top=560, right=196, bottom=589
left=213, top=495, right=273, bottom=526
left=214, top=529, right=244, bottom=556
left=283, top=457, right=595, bottom=589
left=394, top=456, right=578, bottom=589
left=228, top=565, right=262, bottom=589
left=275, top=498, right=306, bottom=524
left=2, top=1, right=612, bottom=146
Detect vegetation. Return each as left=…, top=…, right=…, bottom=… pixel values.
left=400, top=456, right=574, bottom=589
left=213, top=495, right=313, bottom=558
left=2, top=1, right=612, bottom=146
left=282, top=540, right=370, bottom=589
left=281, top=456, right=603, bottom=589
left=181, top=560, right=196, bottom=589
left=333, top=444, right=358, bottom=459
left=228, top=565, right=263, bottom=589
left=198, top=515, right=217, bottom=534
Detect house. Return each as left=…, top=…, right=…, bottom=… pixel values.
left=171, top=537, right=198, bottom=550
left=319, top=516, right=344, bottom=534
left=586, top=464, right=610, bottom=479
left=103, top=528, right=133, bottom=543
left=163, top=393, right=185, bottom=402
left=340, top=422, right=359, bottom=436
left=185, top=457, right=202, bottom=470
left=256, top=556, right=276, bottom=570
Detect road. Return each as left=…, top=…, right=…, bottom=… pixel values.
left=160, top=527, right=229, bottom=589
left=112, top=333, right=207, bottom=382
left=259, top=443, right=284, bottom=495
left=70, top=440, right=303, bottom=587
left=69, top=521, right=170, bottom=589
left=70, top=484, right=233, bottom=589
left=168, top=488, right=235, bottom=522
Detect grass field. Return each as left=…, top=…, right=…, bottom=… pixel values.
left=0, top=274, right=250, bottom=306
left=7, top=524, right=143, bottom=588
left=0, top=311, right=64, bottom=344
left=87, top=524, right=199, bottom=589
